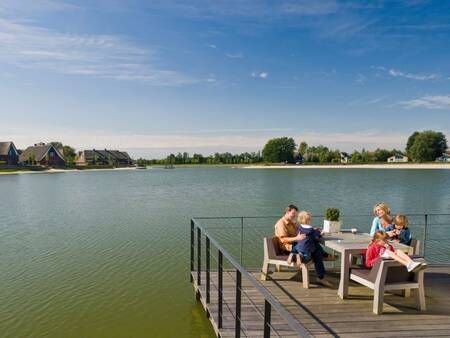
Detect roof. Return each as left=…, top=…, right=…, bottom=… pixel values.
left=79, top=149, right=132, bottom=162
left=19, top=144, right=64, bottom=162
left=0, top=141, right=17, bottom=156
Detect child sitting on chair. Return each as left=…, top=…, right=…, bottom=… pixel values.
left=386, top=214, right=412, bottom=246
left=366, top=231, right=426, bottom=272
left=287, top=211, right=322, bottom=266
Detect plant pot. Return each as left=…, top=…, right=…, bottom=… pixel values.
left=323, top=220, right=342, bottom=233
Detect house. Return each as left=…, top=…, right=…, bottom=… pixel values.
left=340, top=152, right=351, bottom=164
left=436, top=153, right=450, bottom=162
left=0, top=141, right=19, bottom=165
left=76, top=149, right=133, bottom=167
left=387, top=154, right=408, bottom=163
left=19, top=143, right=65, bottom=166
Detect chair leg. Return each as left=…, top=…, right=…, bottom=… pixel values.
left=416, top=285, right=426, bottom=311
left=403, top=289, right=411, bottom=298
left=275, top=264, right=281, bottom=272
left=373, top=286, right=385, bottom=314
left=261, top=261, right=269, bottom=281
left=301, top=264, right=309, bottom=289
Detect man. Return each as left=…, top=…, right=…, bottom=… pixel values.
left=274, top=204, right=332, bottom=287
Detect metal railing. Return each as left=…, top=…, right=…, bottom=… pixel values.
left=191, top=213, right=450, bottom=337
left=191, top=218, right=311, bottom=338
left=195, top=213, right=450, bottom=267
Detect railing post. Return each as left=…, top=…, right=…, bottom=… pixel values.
left=240, top=217, right=244, bottom=265
left=423, top=214, right=428, bottom=257
left=190, top=219, right=194, bottom=282
left=218, top=250, right=223, bottom=329
left=264, top=299, right=272, bottom=338
left=197, top=227, right=201, bottom=286
left=206, top=236, right=210, bottom=303
left=235, top=270, right=242, bottom=338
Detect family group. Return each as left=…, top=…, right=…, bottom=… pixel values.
left=274, top=202, right=427, bottom=287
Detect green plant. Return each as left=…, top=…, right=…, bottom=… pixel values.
left=325, top=208, right=340, bottom=221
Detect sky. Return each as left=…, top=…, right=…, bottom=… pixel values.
left=1, top=0, right=450, bottom=158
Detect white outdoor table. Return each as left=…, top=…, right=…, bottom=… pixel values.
left=322, top=232, right=414, bottom=299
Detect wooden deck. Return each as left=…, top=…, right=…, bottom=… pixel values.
left=191, top=266, right=450, bottom=337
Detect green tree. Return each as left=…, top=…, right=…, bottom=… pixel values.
left=406, top=131, right=420, bottom=157
left=374, top=148, right=393, bottom=162
left=262, top=137, right=296, bottom=163
left=408, top=131, right=448, bottom=162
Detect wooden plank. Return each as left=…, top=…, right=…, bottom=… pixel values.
left=191, top=266, right=450, bottom=338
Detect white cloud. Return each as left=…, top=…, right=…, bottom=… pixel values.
left=252, top=71, right=268, bottom=79
left=225, top=52, right=243, bottom=59
left=208, top=44, right=217, bottom=49
left=0, top=18, right=196, bottom=85
left=400, top=95, right=450, bottom=109
left=388, top=68, right=438, bottom=81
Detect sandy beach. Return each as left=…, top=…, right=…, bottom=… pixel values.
left=242, top=163, right=450, bottom=170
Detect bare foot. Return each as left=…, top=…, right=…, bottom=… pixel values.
left=287, top=253, right=294, bottom=265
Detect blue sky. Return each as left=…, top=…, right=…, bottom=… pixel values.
left=1, top=0, right=449, bottom=157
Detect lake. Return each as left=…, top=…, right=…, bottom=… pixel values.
left=1, top=167, right=450, bottom=337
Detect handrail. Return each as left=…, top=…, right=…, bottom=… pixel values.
left=192, top=217, right=311, bottom=338
left=194, top=213, right=450, bottom=219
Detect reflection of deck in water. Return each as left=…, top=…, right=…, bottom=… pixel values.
left=192, top=267, right=450, bottom=337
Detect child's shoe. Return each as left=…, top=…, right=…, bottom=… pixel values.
left=407, top=261, right=422, bottom=272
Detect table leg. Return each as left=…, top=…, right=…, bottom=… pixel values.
left=338, top=250, right=351, bottom=299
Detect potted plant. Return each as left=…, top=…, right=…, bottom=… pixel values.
left=323, top=207, right=341, bottom=233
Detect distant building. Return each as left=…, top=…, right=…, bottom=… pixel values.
left=340, top=152, right=351, bottom=164
left=436, top=153, right=450, bottom=162
left=76, top=149, right=133, bottom=167
left=0, top=141, right=19, bottom=165
left=387, top=154, right=408, bottom=163
left=19, top=143, right=65, bottom=166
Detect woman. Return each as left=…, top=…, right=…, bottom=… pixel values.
left=369, top=202, right=393, bottom=236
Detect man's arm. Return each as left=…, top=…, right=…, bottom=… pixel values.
left=275, top=221, right=305, bottom=243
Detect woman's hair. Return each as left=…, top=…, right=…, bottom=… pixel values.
left=394, top=214, right=409, bottom=229
left=298, top=211, right=312, bottom=224
left=373, top=202, right=391, bottom=216
left=372, top=231, right=388, bottom=243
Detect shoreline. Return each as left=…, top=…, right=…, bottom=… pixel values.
left=242, top=163, right=450, bottom=169
left=0, top=167, right=138, bottom=175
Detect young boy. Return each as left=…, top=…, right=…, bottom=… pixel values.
left=386, top=214, right=412, bottom=246
left=287, top=211, right=322, bottom=266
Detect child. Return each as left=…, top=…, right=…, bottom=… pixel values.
left=386, top=214, right=412, bottom=246
left=365, top=231, right=426, bottom=272
left=370, top=202, right=393, bottom=236
left=287, top=211, right=322, bottom=266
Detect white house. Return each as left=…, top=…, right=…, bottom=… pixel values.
left=387, top=154, right=408, bottom=163
left=340, top=152, right=351, bottom=164
left=436, top=153, right=450, bottom=162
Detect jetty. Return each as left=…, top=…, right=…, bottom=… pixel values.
left=190, top=217, right=450, bottom=337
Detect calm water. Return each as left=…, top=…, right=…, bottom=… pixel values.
left=1, top=167, right=450, bottom=337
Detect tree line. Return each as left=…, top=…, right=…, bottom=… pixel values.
left=262, top=130, right=448, bottom=164
left=146, top=130, right=447, bottom=165
left=136, top=151, right=264, bottom=166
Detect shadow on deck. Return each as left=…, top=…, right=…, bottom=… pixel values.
left=192, top=266, right=450, bottom=337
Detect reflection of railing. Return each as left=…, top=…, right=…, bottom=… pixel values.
left=195, top=213, right=450, bottom=270
left=191, top=218, right=311, bottom=338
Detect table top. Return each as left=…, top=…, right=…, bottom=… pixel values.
left=322, top=232, right=411, bottom=252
